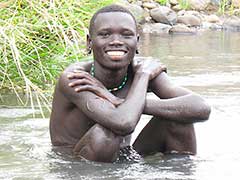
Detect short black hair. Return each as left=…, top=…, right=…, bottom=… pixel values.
left=89, top=4, right=137, bottom=36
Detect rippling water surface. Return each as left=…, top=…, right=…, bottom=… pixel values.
left=1, top=31, right=240, bottom=179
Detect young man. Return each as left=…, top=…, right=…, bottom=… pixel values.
left=50, top=4, right=211, bottom=162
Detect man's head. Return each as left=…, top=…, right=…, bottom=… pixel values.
left=87, top=4, right=139, bottom=70
left=89, top=4, right=137, bottom=36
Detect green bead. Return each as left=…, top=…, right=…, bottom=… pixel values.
left=90, top=63, right=128, bottom=92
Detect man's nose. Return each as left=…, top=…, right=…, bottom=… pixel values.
left=109, top=35, right=124, bottom=46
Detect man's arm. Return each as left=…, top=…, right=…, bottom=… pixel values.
left=143, top=72, right=211, bottom=123
left=58, top=68, right=150, bottom=136
left=65, top=59, right=210, bottom=124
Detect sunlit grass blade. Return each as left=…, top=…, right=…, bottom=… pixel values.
left=0, top=0, right=117, bottom=116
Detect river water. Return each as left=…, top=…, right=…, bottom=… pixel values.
left=0, top=31, right=240, bottom=179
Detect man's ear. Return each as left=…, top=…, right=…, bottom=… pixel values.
left=137, top=34, right=140, bottom=42
left=136, top=34, right=140, bottom=54
left=87, top=34, right=92, bottom=54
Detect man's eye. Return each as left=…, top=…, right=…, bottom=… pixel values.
left=122, top=32, right=134, bottom=38
left=99, top=32, right=110, bottom=37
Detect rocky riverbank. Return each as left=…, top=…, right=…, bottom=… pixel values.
left=118, top=0, right=240, bottom=34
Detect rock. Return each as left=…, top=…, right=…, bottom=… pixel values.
left=177, top=10, right=201, bottom=17
left=150, top=6, right=177, bottom=25
left=169, top=0, right=178, bottom=6
left=188, top=0, right=211, bottom=11
left=119, top=3, right=145, bottom=24
left=169, top=24, right=197, bottom=34
left=177, top=14, right=202, bottom=26
left=223, top=16, right=240, bottom=31
left=142, top=2, right=158, bottom=9
left=205, top=14, right=220, bottom=23
left=202, top=22, right=223, bottom=30
left=185, top=10, right=201, bottom=16
left=141, top=23, right=172, bottom=34
left=184, top=10, right=202, bottom=20
left=172, top=4, right=182, bottom=11
left=177, top=10, right=186, bottom=16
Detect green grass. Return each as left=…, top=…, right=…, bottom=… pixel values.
left=0, top=0, right=116, bottom=114
left=219, top=0, right=228, bottom=14
left=218, top=0, right=236, bottom=15
left=179, top=0, right=190, bottom=10
left=156, top=0, right=168, bottom=6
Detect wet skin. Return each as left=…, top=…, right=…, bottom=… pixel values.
left=50, top=12, right=211, bottom=162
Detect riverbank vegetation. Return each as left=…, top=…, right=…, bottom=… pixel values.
left=0, top=0, right=116, bottom=111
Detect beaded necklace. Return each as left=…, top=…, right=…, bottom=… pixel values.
left=90, top=63, right=128, bottom=92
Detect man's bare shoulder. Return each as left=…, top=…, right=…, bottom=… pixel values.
left=134, top=56, right=163, bottom=62
left=56, top=60, right=93, bottom=97
left=64, top=60, right=93, bottom=73
left=134, top=56, right=166, bottom=69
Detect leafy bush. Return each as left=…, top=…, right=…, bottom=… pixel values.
left=0, top=0, right=116, bottom=110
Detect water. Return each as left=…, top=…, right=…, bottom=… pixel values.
left=0, top=31, right=240, bottom=179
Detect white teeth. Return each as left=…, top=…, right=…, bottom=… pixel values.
left=107, top=51, right=125, bottom=56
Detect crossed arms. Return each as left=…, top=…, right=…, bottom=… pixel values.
left=58, top=59, right=211, bottom=136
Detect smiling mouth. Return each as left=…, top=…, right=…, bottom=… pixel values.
left=105, top=50, right=127, bottom=60
left=107, top=51, right=125, bottom=56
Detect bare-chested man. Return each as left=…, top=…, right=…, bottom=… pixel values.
left=50, top=4, right=211, bottom=162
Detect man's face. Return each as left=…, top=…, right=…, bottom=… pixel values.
left=89, top=12, right=138, bottom=70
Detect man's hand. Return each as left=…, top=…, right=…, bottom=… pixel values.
left=67, top=70, right=124, bottom=106
left=132, top=57, right=167, bottom=80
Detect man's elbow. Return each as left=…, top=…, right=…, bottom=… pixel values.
left=195, top=101, right=211, bottom=122
left=113, top=120, right=135, bottom=136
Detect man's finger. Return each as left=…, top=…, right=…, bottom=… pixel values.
left=73, top=69, right=84, bottom=73
left=68, top=79, right=93, bottom=87
left=74, top=85, right=96, bottom=92
left=67, top=71, right=92, bottom=80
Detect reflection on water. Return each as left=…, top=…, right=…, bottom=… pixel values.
left=1, top=31, right=240, bottom=179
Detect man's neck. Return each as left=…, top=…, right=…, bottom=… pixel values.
left=93, top=62, right=129, bottom=90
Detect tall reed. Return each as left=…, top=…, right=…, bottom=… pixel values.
left=0, top=0, right=116, bottom=116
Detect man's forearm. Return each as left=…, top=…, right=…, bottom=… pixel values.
left=143, top=94, right=211, bottom=123
left=115, top=72, right=149, bottom=134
